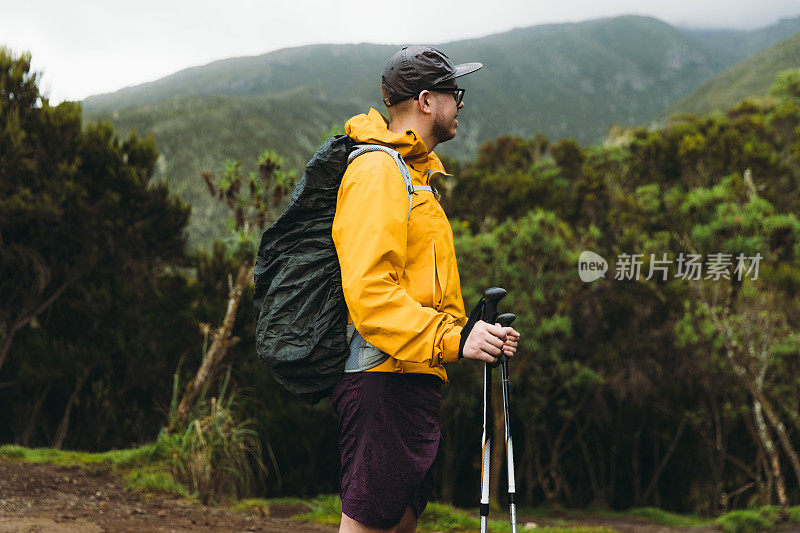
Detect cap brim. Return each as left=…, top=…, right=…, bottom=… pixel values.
left=451, top=62, right=483, bottom=79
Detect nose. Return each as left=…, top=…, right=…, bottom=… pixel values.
left=457, top=100, right=464, bottom=110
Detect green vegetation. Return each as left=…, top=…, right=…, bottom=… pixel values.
left=85, top=18, right=800, bottom=245
left=715, top=508, right=777, bottom=533
left=85, top=15, right=800, bottom=146
left=290, top=494, right=342, bottom=525
left=0, top=46, right=194, bottom=453
left=0, top=376, right=263, bottom=505
left=514, top=505, right=712, bottom=528
left=668, top=32, right=800, bottom=117
left=1, top=440, right=796, bottom=530
left=288, top=495, right=614, bottom=532
left=89, top=89, right=355, bottom=247
left=0, top=366, right=266, bottom=505
left=125, top=469, right=189, bottom=495
left=0, top=437, right=191, bottom=498
left=230, top=497, right=310, bottom=515
left=170, top=371, right=267, bottom=504
left=0, top=442, right=168, bottom=469
left=4, top=38, right=800, bottom=521
left=441, top=69, right=800, bottom=512
left=622, top=507, right=710, bottom=527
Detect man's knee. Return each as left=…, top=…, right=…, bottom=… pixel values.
left=339, top=511, right=390, bottom=533
left=339, top=507, right=416, bottom=533
left=396, top=506, right=417, bottom=533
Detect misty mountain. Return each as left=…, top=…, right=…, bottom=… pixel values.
left=82, top=14, right=800, bottom=247
left=666, top=30, right=800, bottom=117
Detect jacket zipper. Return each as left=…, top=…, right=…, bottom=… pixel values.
left=433, top=240, right=442, bottom=310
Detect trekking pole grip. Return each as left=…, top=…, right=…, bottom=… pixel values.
left=482, top=287, right=506, bottom=324
left=494, top=313, right=516, bottom=367
left=497, top=313, right=515, bottom=328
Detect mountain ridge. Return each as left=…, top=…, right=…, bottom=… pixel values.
left=83, top=15, right=800, bottom=117
left=79, top=14, right=800, bottom=248
left=665, top=30, right=800, bottom=116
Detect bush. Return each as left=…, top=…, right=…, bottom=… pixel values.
left=716, top=510, right=775, bottom=533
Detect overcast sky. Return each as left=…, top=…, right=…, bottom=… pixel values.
left=2, top=0, right=799, bottom=103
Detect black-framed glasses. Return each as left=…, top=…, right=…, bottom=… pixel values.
left=428, top=87, right=465, bottom=106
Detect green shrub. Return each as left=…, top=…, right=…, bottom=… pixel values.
left=716, top=509, right=775, bottom=533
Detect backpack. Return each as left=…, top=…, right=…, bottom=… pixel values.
left=253, top=135, right=433, bottom=404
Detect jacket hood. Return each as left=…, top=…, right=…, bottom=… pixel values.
left=345, top=108, right=448, bottom=176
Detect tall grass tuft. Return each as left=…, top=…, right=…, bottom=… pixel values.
left=169, top=368, right=267, bottom=505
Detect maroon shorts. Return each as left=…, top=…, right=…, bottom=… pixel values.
left=330, top=372, right=443, bottom=529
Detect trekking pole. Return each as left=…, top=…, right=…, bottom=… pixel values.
left=497, top=312, right=517, bottom=533
left=480, top=287, right=506, bottom=533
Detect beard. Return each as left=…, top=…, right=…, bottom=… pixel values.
left=431, top=110, right=456, bottom=145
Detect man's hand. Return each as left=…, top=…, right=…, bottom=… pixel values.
left=462, top=320, right=520, bottom=364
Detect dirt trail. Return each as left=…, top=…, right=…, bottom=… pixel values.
left=0, top=459, right=335, bottom=533
left=0, top=459, right=766, bottom=533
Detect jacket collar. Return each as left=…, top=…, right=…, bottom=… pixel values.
left=345, top=108, right=451, bottom=178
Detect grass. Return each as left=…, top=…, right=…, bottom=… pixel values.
left=229, top=497, right=310, bottom=516
left=514, top=504, right=712, bottom=529
left=289, top=495, right=614, bottom=532
left=0, top=437, right=190, bottom=498
left=0, top=440, right=176, bottom=469
left=0, top=372, right=265, bottom=508
left=711, top=505, right=800, bottom=533
left=125, top=468, right=189, bottom=496
left=4, top=443, right=800, bottom=532
left=232, top=496, right=308, bottom=509
left=715, top=509, right=775, bottom=533
left=0, top=439, right=192, bottom=504
left=291, top=494, right=342, bottom=526
left=621, top=507, right=712, bottom=527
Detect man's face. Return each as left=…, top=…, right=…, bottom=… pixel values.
left=429, top=83, right=464, bottom=145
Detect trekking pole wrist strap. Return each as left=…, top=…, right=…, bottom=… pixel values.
left=459, top=297, right=485, bottom=359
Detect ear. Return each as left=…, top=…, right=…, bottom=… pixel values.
left=415, top=90, right=433, bottom=116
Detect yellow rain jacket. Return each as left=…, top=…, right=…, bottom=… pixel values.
left=332, top=108, right=467, bottom=382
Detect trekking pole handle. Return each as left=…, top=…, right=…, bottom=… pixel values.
left=497, top=313, right=515, bottom=328
left=493, top=313, right=516, bottom=367
left=482, top=287, right=506, bottom=324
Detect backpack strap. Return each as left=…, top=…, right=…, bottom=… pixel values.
left=348, top=144, right=433, bottom=218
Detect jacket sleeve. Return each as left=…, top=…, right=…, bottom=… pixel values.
left=332, top=151, right=463, bottom=366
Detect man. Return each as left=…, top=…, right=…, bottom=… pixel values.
left=331, top=46, right=520, bottom=533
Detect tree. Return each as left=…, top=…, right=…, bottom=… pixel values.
left=452, top=209, right=603, bottom=505
left=0, top=47, right=192, bottom=448
left=672, top=174, right=800, bottom=506
left=170, top=152, right=294, bottom=430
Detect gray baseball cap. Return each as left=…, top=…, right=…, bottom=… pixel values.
left=381, top=45, right=482, bottom=106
